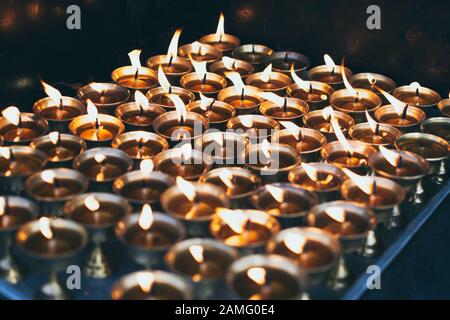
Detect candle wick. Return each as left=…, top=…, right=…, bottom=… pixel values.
left=139, top=105, right=144, bottom=115
left=354, top=92, right=360, bottom=103
left=95, top=118, right=100, bottom=129
left=309, top=83, right=313, bottom=94
left=134, top=69, right=139, bottom=81
left=331, top=68, right=335, bottom=77
left=4, top=196, right=9, bottom=215
left=219, top=34, right=222, bottom=44
left=283, top=98, right=287, bottom=113
left=284, top=53, right=289, bottom=63
left=202, top=74, right=207, bottom=85
left=240, top=88, right=245, bottom=101
left=252, top=45, right=255, bottom=53
left=168, top=56, right=173, bottom=67
left=369, top=180, right=377, bottom=207
left=168, top=86, right=172, bottom=94
left=397, top=155, right=403, bottom=168
left=401, top=105, right=408, bottom=119
left=59, top=98, right=63, bottom=111
left=208, top=99, right=216, bottom=112
left=415, top=88, right=419, bottom=96
left=375, top=123, right=380, bottom=136
left=232, top=61, right=236, bottom=70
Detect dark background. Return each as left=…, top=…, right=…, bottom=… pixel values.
left=0, top=0, right=449, bottom=299
left=1, top=0, right=450, bottom=109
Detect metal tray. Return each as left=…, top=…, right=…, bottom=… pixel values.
left=0, top=179, right=448, bottom=300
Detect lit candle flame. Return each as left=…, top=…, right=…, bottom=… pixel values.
left=178, top=143, right=192, bottom=161
left=41, top=80, right=63, bottom=106
left=240, top=115, right=254, bottom=128
left=128, top=49, right=142, bottom=71
left=190, top=58, right=208, bottom=81
left=247, top=267, right=266, bottom=286
left=331, top=117, right=355, bottom=155
left=258, top=92, right=285, bottom=106
left=302, top=162, right=319, bottom=181
left=134, top=90, right=149, bottom=110
left=48, top=131, right=60, bottom=145
left=324, top=207, right=346, bottom=223
left=2, top=106, right=20, bottom=126
left=199, top=93, right=215, bottom=111
left=217, top=208, right=248, bottom=234
left=225, top=71, right=246, bottom=95
left=0, top=198, right=5, bottom=216
left=215, top=12, right=225, bottom=40
left=94, top=154, right=106, bottom=164
left=158, top=65, right=171, bottom=92
left=290, top=64, right=309, bottom=91
left=367, top=73, right=376, bottom=85
left=176, top=176, right=196, bottom=202
left=219, top=169, right=235, bottom=189
left=260, top=64, right=272, bottom=83
left=222, top=56, right=236, bottom=70
left=284, top=231, right=307, bottom=255
left=265, top=185, right=284, bottom=203
left=84, top=195, right=100, bottom=212
left=365, top=110, right=379, bottom=134
left=166, top=29, right=182, bottom=64
left=138, top=204, right=153, bottom=230
left=86, top=99, right=99, bottom=123
left=41, top=170, right=55, bottom=184
left=409, top=82, right=421, bottom=91
left=39, top=217, right=53, bottom=239
left=324, top=54, right=336, bottom=73
left=189, top=245, right=205, bottom=264
left=279, top=121, right=301, bottom=140
left=136, top=271, right=154, bottom=293
left=261, top=139, right=272, bottom=159
left=376, top=87, right=406, bottom=116
left=322, top=106, right=335, bottom=121
left=192, top=41, right=207, bottom=56
left=342, top=63, right=358, bottom=99
left=140, top=159, right=154, bottom=178
left=167, top=94, right=187, bottom=123
left=342, top=167, right=375, bottom=195
left=0, top=147, right=11, bottom=160
left=89, top=82, right=109, bottom=93
left=379, top=145, right=402, bottom=167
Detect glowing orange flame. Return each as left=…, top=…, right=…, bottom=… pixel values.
left=410, top=82, right=421, bottom=91
left=39, top=217, right=53, bottom=239
left=240, top=115, right=254, bottom=128
left=84, top=195, right=100, bottom=212
left=166, top=29, right=182, bottom=64
left=342, top=63, right=358, bottom=99
left=261, top=139, right=272, bottom=158
left=258, top=92, right=285, bottom=106
left=324, top=54, right=336, bottom=73
left=190, top=59, right=208, bottom=81
left=222, top=56, right=236, bottom=70
left=322, top=106, right=335, bottom=121
left=136, top=272, right=154, bottom=293
left=379, top=145, right=402, bottom=167
left=342, top=168, right=375, bottom=195
left=48, top=131, right=60, bottom=145
left=41, top=170, right=55, bottom=184
left=138, top=204, right=153, bottom=230
left=284, top=231, right=307, bottom=254
left=176, top=176, right=196, bottom=202
left=377, top=87, right=406, bottom=116
left=290, top=64, right=309, bottom=91
left=367, top=74, right=376, bottom=85
left=41, top=80, right=62, bottom=106
left=266, top=185, right=284, bottom=203
left=0, top=147, right=10, bottom=160
left=89, top=82, right=109, bottom=93
left=158, top=65, right=171, bottom=92
left=325, top=207, right=346, bottom=223
left=225, top=71, right=245, bottom=94
left=302, top=162, right=319, bottom=181
left=331, top=117, right=355, bottom=154
left=365, top=110, right=379, bottom=134
left=134, top=90, right=149, bottom=110
left=219, top=169, right=234, bottom=189
left=86, top=99, right=99, bottom=123
left=215, top=12, right=225, bottom=39
left=94, top=154, right=106, bottom=164
left=247, top=267, right=266, bottom=286
left=140, top=159, right=154, bottom=178
left=217, top=208, right=248, bottom=234
left=2, top=106, right=20, bottom=126
left=189, top=245, right=205, bottom=264
left=199, top=93, right=215, bottom=111
left=167, top=94, right=187, bottom=123
left=260, top=64, right=272, bottom=83
left=128, top=49, right=142, bottom=70
left=279, top=121, right=301, bottom=140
